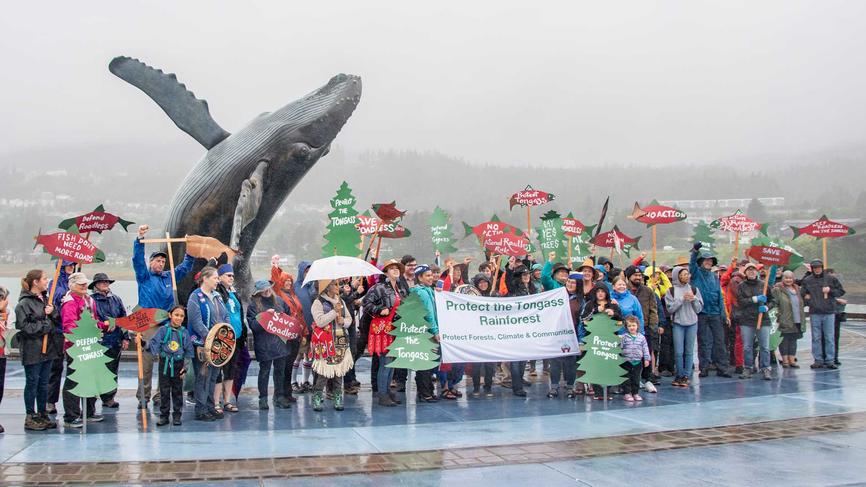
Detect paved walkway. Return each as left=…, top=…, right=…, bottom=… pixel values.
left=0, top=323, right=864, bottom=484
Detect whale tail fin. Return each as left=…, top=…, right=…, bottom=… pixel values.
left=109, top=56, right=231, bottom=149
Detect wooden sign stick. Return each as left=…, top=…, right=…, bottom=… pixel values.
left=733, top=231, right=741, bottom=261
left=755, top=272, right=771, bottom=330
left=140, top=234, right=188, bottom=306
left=822, top=238, right=828, bottom=268
left=43, top=260, right=63, bottom=353
left=135, top=333, right=148, bottom=429
left=567, top=235, right=573, bottom=269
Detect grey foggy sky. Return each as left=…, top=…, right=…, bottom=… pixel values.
left=2, top=1, right=866, bottom=167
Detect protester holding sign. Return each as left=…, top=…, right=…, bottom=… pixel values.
left=410, top=265, right=440, bottom=402
left=133, top=224, right=195, bottom=410
left=506, top=265, right=539, bottom=397
left=800, top=259, right=845, bottom=370
left=735, top=263, right=771, bottom=380
left=186, top=267, right=228, bottom=421
left=363, top=260, right=408, bottom=407
left=15, top=270, right=60, bottom=431
left=89, top=273, right=127, bottom=409
left=246, top=280, right=291, bottom=410
left=547, top=273, right=583, bottom=399
left=60, top=272, right=109, bottom=428
left=664, top=266, right=703, bottom=388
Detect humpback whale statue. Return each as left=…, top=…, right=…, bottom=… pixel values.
left=109, top=56, right=361, bottom=301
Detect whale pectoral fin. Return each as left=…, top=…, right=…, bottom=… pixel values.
left=229, top=161, right=268, bottom=249
left=109, top=56, right=231, bottom=149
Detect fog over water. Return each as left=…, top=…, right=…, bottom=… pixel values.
left=2, top=1, right=866, bottom=168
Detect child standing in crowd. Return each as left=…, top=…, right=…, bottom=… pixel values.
left=620, top=316, right=650, bottom=402
left=148, top=305, right=194, bottom=426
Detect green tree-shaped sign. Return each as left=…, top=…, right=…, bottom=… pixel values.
left=322, top=181, right=361, bottom=257
left=386, top=294, right=440, bottom=371
left=692, top=221, right=716, bottom=251
left=429, top=206, right=458, bottom=254
left=536, top=210, right=567, bottom=263
left=577, top=313, right=626, bottom=386
left=64, top=312, right=117, bottom=397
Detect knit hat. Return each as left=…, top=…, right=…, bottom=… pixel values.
left=624, top=265, right=641, bottom=279
left=218, top=264, right=234, bottom=276
left=414, top=264, right=431, bottom=277
left=531, top=263, right=543, bottom=272
left=568, top=272, right=583, bottom=281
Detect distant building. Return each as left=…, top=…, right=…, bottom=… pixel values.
left=658, top=197, right=785, bottom=222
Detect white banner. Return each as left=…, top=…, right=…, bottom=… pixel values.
left=436, top=288, right=580, bottom=362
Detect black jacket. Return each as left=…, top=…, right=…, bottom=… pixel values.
left=800, top=272, right=845, bottom=315
left=246, top=294, right=290, bottom=362
left=508, top=280, right=538, bottom=297
left=362, top=280, right=408, bottom=319
left=14, top=290, right=61, bottom=365
left=735, top=277, right=770, bottom=327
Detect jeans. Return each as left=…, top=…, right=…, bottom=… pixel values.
left=698, top=314, right=729, bottom=371
left=376, top=354, right=395, bottom=398
left=509, top=361, right=527, bottom=392
left=672, top=323, right=697, bottom=379
left=193, top=357, right=220, bottom=415
left=447, top=363, right=465, bottom=389
left=740, top=325, right=770, bottom=371
left=810, top=314, right=836, bottom=365
left=258, top=357, right=288, bottom=401
left=23, top=360, right=52, bottom=415
left=549, top=355, right=577, bottom=391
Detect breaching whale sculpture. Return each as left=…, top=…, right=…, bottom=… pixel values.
left=109, top=56, right=361, bottom=301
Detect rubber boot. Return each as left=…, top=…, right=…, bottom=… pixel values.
left=312, top=391, right=324, bottom=412
left=334, top=390, right=344, bottom=411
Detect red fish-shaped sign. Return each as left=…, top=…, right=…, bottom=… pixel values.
left=58, top=205, right=134, bottom=234
left=791, top=215, right=856, bottom=239
left=591, top=225, right=641, bottom=250
left=710, top=210, right=768, bottom=234
left=34, top=230, right=106, bottom=264
left=508, top=186, right=555, bottom=210
left=372, top=202, right=406, bottom=223
left=746, top=245, right=795, bottom=267
left=378, top=222, right=412, bottom=239
left=355, top=212, right=382, bottom=235
left=483, top=233, right=530, bottom=257
left=110, top=307, right=169, bottom=334
left=561, top=214, right=594, bottom=237
left=256, top=311, right=304, bottom=343
left=462, top=215, right=523, bottom=243
left=184, top=235, right=238, bottom=261
left=630, top=200, right=687, bottom=226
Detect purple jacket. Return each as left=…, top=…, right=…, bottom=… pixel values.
left=620, top=333, right=650, bottom=362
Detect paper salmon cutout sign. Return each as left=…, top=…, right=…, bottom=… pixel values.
left=110, top=306, right=170, bottom=333
left=256, top=310, right=304, bottom=343
left=791, top=215, right=855, bottom=239
left=355, top=211, right=382, bottom=235
left=483, top=233, right=530, bottom=256
left=58, top=204, right=135, bottom=234
left=710, top=210, right=768, bottom=234
left=561, top=213, right=594, bottom=237
left=630, top=200, right=687, bottom=226
left=591, top=225, right=641, bottom=250
left=462, top=215, right=524, bottom=242
left=34, top=230, right=105, bottom=264
left=746, top=237, right=804, bottom=270
left=378, top=222, right=412, bottom=239
left=184, top=235, right=237, bottom=261
left=508, top=186, right=555, bottom=210
left=372, top=202, right=406, bottom=223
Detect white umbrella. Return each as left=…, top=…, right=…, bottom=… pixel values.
left=301, top=256, right=383, bottom=286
